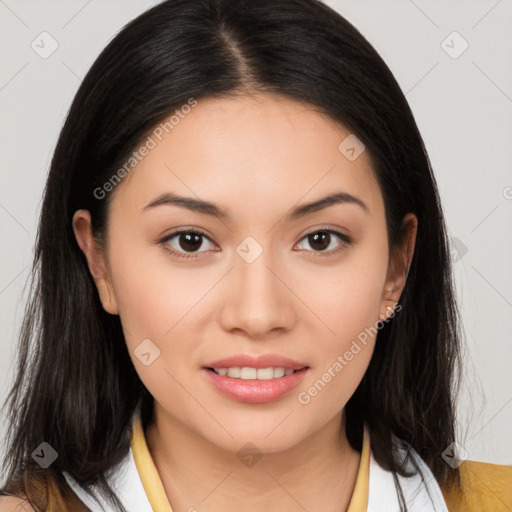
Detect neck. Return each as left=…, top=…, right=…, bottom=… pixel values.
left=145, top=403, right=361, bottom=512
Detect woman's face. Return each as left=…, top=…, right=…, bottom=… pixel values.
left=74, top=93, right=416, bottom=453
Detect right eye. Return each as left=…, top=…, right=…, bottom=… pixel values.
left=159, top=230, right=218, bottom=260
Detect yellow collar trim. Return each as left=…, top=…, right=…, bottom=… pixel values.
left=131, top=413, right=174, bottom=511
left=347, top=426, right=371, bottom=512
left=131, top=413, right=370, bottom=512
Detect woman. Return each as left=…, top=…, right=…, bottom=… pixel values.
left=1, top=0, right=510, bottom=511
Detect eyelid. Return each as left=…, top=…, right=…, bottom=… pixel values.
left=300, top=225, right=351, bottom=241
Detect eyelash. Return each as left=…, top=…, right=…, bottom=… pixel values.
left=158, top=228, right=352, bottom=260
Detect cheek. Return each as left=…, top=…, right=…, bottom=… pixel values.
left=298, top=249, right=387, bottom=349
left=107, top=230, right=206, bottom=346
left=294, top=283, right=380, bottom=419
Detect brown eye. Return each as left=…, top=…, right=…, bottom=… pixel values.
left=296, top=229, right=351, bottom=256
left=160, top=230, right=216, bottom=259
left=176, top=232, right=203, bottom=252
left=307, top=231, right=331, bottom=251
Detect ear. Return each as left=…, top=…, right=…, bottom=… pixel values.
left=72, top=209, right=119, bottom=315
left=379, top=213, right=418, bottom=321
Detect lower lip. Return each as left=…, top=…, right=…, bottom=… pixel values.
left=202, top=367, right=309, bottom=404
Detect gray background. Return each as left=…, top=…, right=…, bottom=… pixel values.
left=1, top=0, right=511, bottom=468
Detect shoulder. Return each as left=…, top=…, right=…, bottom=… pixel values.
left=0, top=496, right=36, bottom=512
left=0, top=482, right=90, bottom=512
left=441, top=460, right=512, bottom=512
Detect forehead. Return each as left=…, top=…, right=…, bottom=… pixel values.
left=109, top=93, right=383, bottom=222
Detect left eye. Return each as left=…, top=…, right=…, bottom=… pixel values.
left=295, top=229, right=350, bottom=256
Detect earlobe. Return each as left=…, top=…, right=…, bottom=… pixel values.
left=95, top=277, right=119, bottom=315
left=72, top=209, right=119, bottom=315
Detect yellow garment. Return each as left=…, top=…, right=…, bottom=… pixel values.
left=441, top=459, right=512, bottom=512
left=131, top=414, right=370, bottom=511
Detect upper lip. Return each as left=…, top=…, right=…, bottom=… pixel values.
left=204, top=354, right=309, bottom=370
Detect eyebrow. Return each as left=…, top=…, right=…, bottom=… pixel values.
left=142, top=191, right=368, bottom=221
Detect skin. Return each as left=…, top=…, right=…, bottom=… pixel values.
left=72, top=93, right=417, bottom=512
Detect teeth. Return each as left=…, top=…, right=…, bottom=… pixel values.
left=213, top=367, right=296, bottom=379
left=227, top=367, right=241, bottom=378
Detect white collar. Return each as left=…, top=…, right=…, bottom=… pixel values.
left=63, top=431, right=449, bottom=512
left=64, top=444, right=153, bottom=512
left=367, top=440, right=449, bottom=512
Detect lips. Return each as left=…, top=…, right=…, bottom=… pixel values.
left=201, top=354, right=310, bottom=403
left=202, top=366, right=310, bottom=404
left=203, top=353, right=309, bottom=371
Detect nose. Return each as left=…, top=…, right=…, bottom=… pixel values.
left=218, top=249, right=297, bottom=340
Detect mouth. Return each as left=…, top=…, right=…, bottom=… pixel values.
left=201, top=366, right=310, bottom=404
